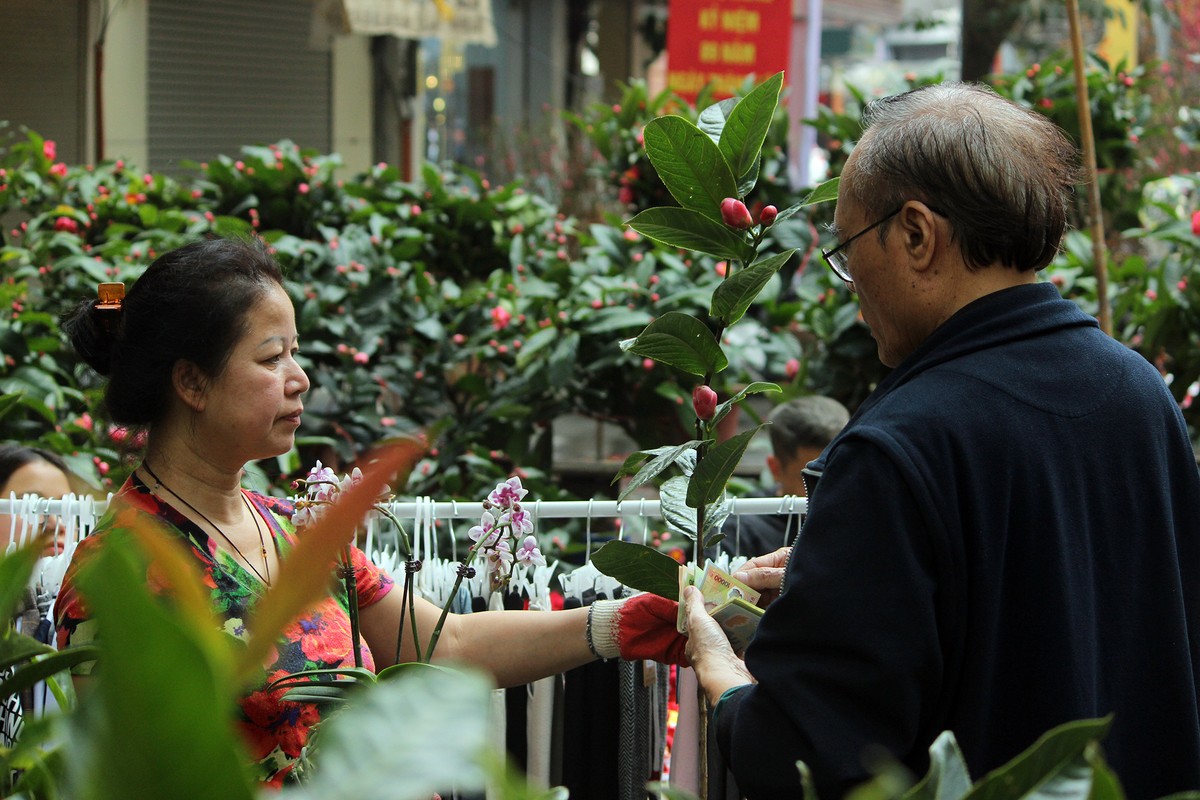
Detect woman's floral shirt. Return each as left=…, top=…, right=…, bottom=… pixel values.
left=54, top=475, right=394, bottom=787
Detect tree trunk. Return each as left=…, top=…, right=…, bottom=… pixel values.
left=960, top=0, right=1025, bottom=81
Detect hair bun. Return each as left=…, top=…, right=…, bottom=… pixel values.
left=61, top=297, right=118, bottom=376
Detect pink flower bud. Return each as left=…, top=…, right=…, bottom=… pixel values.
left=720, top=198, right=753, bottom=230
left=54, top=216, right=79, bottom=233
left=1192, top=210, right=1200, bottom=237
left=692, top=385, right=718, bottom=421
left=759, top=205, right=778, bottom=227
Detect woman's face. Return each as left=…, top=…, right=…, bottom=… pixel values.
left=193, top=283, right=310, bottom=468
left=0, top=459, right=72, bottom=551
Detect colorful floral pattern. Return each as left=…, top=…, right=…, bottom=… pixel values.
left=54, top=475, right=394, bottom=787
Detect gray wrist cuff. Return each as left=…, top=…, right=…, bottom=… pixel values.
left=586, top=598, right=625, bottom=660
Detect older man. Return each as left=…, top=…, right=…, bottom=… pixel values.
left=685, top=82, right=1200, bottom=799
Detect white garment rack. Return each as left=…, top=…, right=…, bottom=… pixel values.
left=0, top=494, right=807, bottom=520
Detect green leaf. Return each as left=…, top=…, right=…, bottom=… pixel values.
left=0, top=392, right=22, bottom=423
left=0, top=634, right=55, bottom=672
left=621, top=312, right=728, bottom=378
left=711, top=249, right=797, bottom=325
left=712, top=381, right=782, bottom=429
left=686, top=426, right=765, bottom=508
left=0, top=540, right=42, bottom=621
left=642, top=116, right=739, bottom=223
left=68, top=534, right=257, bottom=800
left=287, top=666, right=494, bottom=800
left=718, top=72, right=784, bottom=190
left=0, top=647, right=100, bottom=699
left=697, top=97, right=738, bottom=146
left=903, top=730, right=972, bottom=800
left=626, top=207, right=757, bottom=262
left=590, top=540, right=681, bottom=600
left=963, top=716, right=1112, bottom=800
left=615, top=440, right=707, bottom=500
left=801, top=176, right=840, bottom=206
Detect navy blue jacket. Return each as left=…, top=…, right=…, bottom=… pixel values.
left=716, top=283, right=1200, bottom=799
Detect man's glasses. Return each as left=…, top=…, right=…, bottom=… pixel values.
left=821, top=207, right=902, bottom=283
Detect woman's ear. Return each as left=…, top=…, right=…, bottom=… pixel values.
left=171, top=360, right=209, bottom=413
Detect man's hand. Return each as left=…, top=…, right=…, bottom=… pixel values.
left=732, top=546, right=791, bottom=608
left=683, top=585, right=754, bottom=705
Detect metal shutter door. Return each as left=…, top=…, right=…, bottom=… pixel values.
left=148, top=0, right=332, bottom=174
left=0, top=1, right=86, bottom=163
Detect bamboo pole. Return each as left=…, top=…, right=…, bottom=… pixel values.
left=1065, top=0, right=1113, bottom=336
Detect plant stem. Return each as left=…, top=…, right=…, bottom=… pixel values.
left=341, top=545, right=363, bottom=669
left=423, top=538, right=486, bottom=662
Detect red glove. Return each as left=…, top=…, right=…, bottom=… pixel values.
left=587, top=594, right=690, bottom=666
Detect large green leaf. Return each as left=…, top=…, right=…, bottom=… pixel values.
left=621, top=312, right=728, bottom=378
left=590, top=539, right=681, bottom=600
left=642, top=116, right=738, bottom=223
left=686, top=426, right=764, bottom=509
left=711, top=249, right=797, bottom=326
left=963, top=717, right=1112, bottom=800
left=614, top=440, right=707, bottom=500
left=66, top=534, right=256, bottom=800
left=659, top=475, right=732, bottom=543
left=626, top=207, right=757, bottom=262
left=718, top=72, right=784, bottom=190
left=288, top=665, right=494, bottom=800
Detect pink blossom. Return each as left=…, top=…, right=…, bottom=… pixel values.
left=785, top=358, right=800, bottom=379
left=715, top=261, right=728, bottom=277
left=642, top=358, right=654, bottom=371
left=491, top=305, right=512, bottom=329
left=623, top=228, right=640, bottom=242
left=469, top=511, right=501, bottom=547
left=1191, top=210, right=1200, bottom=236
left=692, top=385, right=718, bottom=421
left=720, top=198, right=753, bottom=230
left=74, top=412, right=94, bottom=431
left=353, top=351, right=369, bottom=364
left=54, top=216, right=79, bottom=233
left=298, top=182, right=310, bottom=194
left=500, top=508, right=535, bottom=536
left=49, top=163, right=68, bottom=178
left=43, top=140, right=57, bottom=160
left=759, top=205, right=778, bottom=227
left=452, top=333, right=466, bottom=344
left=515, top=535, right=546, bottom=567
left=488, top=476, right=528, bottom=509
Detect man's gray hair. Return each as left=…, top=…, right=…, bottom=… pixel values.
left=848, top=81, right=1081, bottom=272
left=768, top=396, right=851, bottom=465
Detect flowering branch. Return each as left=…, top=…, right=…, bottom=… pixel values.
left=294, top=467, right=544, bottom=666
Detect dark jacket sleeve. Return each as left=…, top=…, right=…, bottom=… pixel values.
left=715, top=435, right=949, bottom=799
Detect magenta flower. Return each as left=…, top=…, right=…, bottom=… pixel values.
left=1191, top=210, right=1200, bottom=237
left=759, top=205, right=778, bottom=227
left=488, top=476, right=528, bottom=509
left=43, top=140, right=56, bottom=160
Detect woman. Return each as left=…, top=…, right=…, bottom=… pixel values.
left=0, top=443, right=73, bottom=556
left=54, top=237, right=683, bottom=787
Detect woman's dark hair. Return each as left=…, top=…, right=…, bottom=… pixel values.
left=0, top=444, right=70, bottom=491
left=61, top=237, right=284, bottom=427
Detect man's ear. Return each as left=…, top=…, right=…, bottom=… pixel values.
left=172, top=360, right=209, bottom=413
left=766, top=454, right=784, bottom=484
left=898, top=201, right=940, bottom=271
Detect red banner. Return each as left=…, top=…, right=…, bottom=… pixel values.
left=665, top=0, right=791, bottom=104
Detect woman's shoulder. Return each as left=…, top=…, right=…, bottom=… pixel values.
left=249, top=491, right=296, bottom=520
